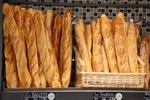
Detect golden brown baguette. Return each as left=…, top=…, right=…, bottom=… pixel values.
left=140, top=37, right=149, bottom=88
left=127, top=22, right=139, bottom=73
left=59, top=9, right=72, bottom=87
left=85, top=24, right=92, bottom=63
left=45, top=10, right=54, bottom=41
left=114, top=12, right=130, bottom=73
left=100, top=14, right=118, bottom=73
left=44, top=17, right=62, bottom=88
left=24, top=12, right=42, bottom=87
left=52, top=14, right=62, bottom=60
left=3, top=3, right=19, bottom=88
left=102, top=45, right=109, bottom=72
left=74, top=19, right=92, bottom=72
left=27, top=8, right=35, bottom=17
left=73, top=46, right=84, bottom=87
left=3, top=3, right=31, bottom=87
left=34, top=11, right=54, bottom=87
left=91, top=19, right=103, bottom=72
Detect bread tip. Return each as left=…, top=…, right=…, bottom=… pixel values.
left=3, top=3, right=12, bottom=15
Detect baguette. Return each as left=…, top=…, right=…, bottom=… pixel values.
left=34, top=11, right=53, bottom=87
left=85, top=24, right=92, bottom=63
left=100, top=14, right=118, bottom=73
left=74, top=19, right=92, bottom=72
left=91, top=19, right=103, bottom=72
left=114, top=12, right=130, bottom=73
left=52, top=14, right=62, bottom=60
left=3, top=3, right=31, bottom=87
left=3, top=3, right=19, bottom=88
left=102, top=45, right=109, bottom=72
left=140, top=37, right=149, bottom=88
left=45, top=10, right=54, bottom=41
left=44, top=16, right=62, bottom=88
left=127, top=22, right=139, bottom=73
left=59, top=9, right=72, bottom=87
left=24, top=12, right=41, bottom=87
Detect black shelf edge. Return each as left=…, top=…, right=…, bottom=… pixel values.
left=4, top=0, right=150, bottom=7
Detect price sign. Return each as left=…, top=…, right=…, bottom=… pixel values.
left=94, top=92, right=123, bottom=100
left=24, top=92, right=55, bottom=100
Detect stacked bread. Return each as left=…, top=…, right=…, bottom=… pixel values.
left=74, top=12, right=149, bottom=87
left=3, top=3, right=72, bottom=88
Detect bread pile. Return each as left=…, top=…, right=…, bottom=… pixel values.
left=3, top=3, right=72, bottom=88
left=74, top=12, right=150, bottom=88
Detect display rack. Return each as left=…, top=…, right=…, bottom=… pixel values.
left=1, top=0, right=150, bottom=100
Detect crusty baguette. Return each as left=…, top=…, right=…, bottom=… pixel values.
left=91, top=19, right=103, bottom=72
left=3, top=3, right=31, bottom=87
left=52, top=14, right=62, bottom=60
left=127, top=22, right=139, bottom=73
left=59, top=9, right=72, bottom=87
left=34, top=11, right=54, bottom=87
left=27, top=8, right=35, bottom=17
left=85, top=24, right=92, bottom=63
left=140, top=37, right=149, bottom=88
left=44, top=16, right=62, bottom=88
left=24, top=12, right=41, bottom=87
left=3, top=3, right=19, bottom=88
left=73, top=46, right=84, bottom=87
left=102, top=45, right=109, bottom=72
left=100, top=14, right=118, bottom=73
left=45, top=10, right=54, bottom=41
left=114, top=12, right=130, bottom=73
left=74, top=19, right=92, bottom=72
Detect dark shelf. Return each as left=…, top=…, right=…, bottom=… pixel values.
left=4, top=0, right=150, bottom=7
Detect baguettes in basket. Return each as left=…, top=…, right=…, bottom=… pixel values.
left=85, top=24, right=92, bottom=61
left=3, top=3, right=31, bottom=87
left=114, top=12, right=130, bottom=73
left=34, top=11, right=54, bottom=87
left=59, top=9, right=72, bottom=87
left=91, top=19, right=103, bottom=72
left=140, top=37, right=149, bottom=88
left=127, top=22, right=139, bottom=73
left=102, top=45, right=109, bottom=72
left=3, top=3, right=19, bottom=88
left=52, top=14, right=62, bottom=60
left=74, top=19, right=92, bottom=72
left=44, top=14, right=62, bottom=88
left=100, top=14, right=118, bottom=73
left=24, top=12, right=42, bottom=88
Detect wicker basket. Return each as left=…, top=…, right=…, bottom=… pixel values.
left=76, top=72, right=146, bottom=88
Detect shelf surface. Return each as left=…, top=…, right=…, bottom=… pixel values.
left=1, top=88, right=150, bottom=100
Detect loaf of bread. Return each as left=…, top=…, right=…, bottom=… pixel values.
left=85, top=24, right=92, bottom=61
left=3, top=3, right=31, bottom=87
left=52, top=14, right=62, bottom=60
left=140, top=37, right=149, bottom=88
left=24, top=12, right=42, bottom=87
left=73, top=46, right=84, bottom=87
left=91, top=19, right=103, bottom=72
left=34, top=11, right=54, bottom=87
left=45, top=10, right=54, bottom=41
left=3, top=3, right=19, bottom=88
left=27, top=8, right=35, bottom=17
left=59, top=9, right=72, bottom=87
left=102, top=45, right=109, bottom=72
left=127, top=22, right=139, bottom=73
left=114, top=12, right=130, bottom=73
left=74, top=19, right=92, bottom=72
left=100, top=14, right=118, bottom=73
left=44, top=15, right=62, bottom=88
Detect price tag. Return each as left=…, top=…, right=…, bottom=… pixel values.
left=94, top=92, right=123, bottom=100
left=24, top=92, right=55, bottom=100
left=145, top=92, right=150, bottom=100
